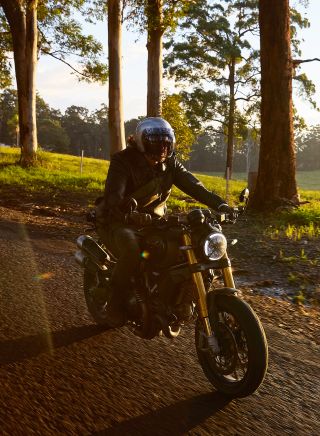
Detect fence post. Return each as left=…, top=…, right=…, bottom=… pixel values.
left=226, top=166, right=230, bottom=203
left=80, top=150, right=84, bottom=175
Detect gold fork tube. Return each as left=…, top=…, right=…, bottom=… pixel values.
left=221, top=253, right=235, bottom=288
left=182, top=233, right=213, bottom=336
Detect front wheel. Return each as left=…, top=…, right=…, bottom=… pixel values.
left=195, top=293, right=268, bottom=398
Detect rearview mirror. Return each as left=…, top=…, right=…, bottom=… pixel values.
left=239, top=188, right=250, bottom=203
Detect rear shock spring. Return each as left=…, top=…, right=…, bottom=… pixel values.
left=135, top=290, right=144, bottom=304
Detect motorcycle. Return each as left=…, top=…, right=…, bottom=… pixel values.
left=75, top=189, right=268, bottom=398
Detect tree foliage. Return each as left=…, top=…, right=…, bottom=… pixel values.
left=0, top=89, right=17, bottom=144
left=164, top=0, right=260, bottom=176
left=164, top=1, right=260, bottom=122
left=162, top=93, right=195, bottom=161
left=0, top=0, right=108, bottom=165
left=163, top=0, right=317, bottom=178
left=296, top=124, right=320, bottom=170
left=0, top=12, right=11, bottom=88
left=124, top=0, right=191, bottom=33
left=37, top=0, right=108, bottom=83
left=124, top=0, right=192, bottom=117
left=0, top=89, right=110, bottom=158
left=0, top=0, right=108, bottom=84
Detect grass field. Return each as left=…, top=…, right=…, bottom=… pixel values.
left=200, top=171, right=320, bottom=191
left=0, top=147, right=245, bottom=206
left=0, top=147, right=319, bottom=227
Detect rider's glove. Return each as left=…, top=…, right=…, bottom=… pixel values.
left=127, top=211, right=152, bottom=226
left=218, top=204, right=238, bottom=221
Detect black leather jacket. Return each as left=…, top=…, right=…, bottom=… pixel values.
left=99, top=145, right=226, bottom=223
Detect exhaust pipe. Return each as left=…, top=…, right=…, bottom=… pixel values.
left=75, top=250, right=87, bottom=267
left=76, top=235, right=111, bottom=269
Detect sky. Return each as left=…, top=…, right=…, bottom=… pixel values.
left=36, top=0, right=320, bottom=126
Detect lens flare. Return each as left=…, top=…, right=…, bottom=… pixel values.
left=141, top=250, right=150, bottom=259
left=33, top=272, right=54, bottom=281
left=13, top=223, right=54, bottom=355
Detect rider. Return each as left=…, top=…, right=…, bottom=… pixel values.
left=96, top=117, right=235, bottom=327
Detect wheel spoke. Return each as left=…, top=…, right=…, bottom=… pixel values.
left=207, top=309, right=250, bottom=382
left=196, top=295, right=268, bottom=397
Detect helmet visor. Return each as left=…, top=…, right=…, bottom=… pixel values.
left=141, top=128, right=174, bottom=158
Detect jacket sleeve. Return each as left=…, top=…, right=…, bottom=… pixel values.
left=171, top=157, right=227, bottom=211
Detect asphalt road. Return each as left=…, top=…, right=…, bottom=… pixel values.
left=0, top=209, right=319, bottom=435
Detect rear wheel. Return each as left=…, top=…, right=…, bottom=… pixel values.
left=195, top=293, right=268, bottom=398
left=84, top=268, right=112, bottom=327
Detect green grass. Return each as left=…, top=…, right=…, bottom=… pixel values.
left=202, top=170, right=320, bottom=191
left=0, top=147, right=319, bottom=227
left=0, top=147, right=246, bottom=207
left=0, top=147, right=108, bottom=194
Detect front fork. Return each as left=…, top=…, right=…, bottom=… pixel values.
left=182, top=232, right=235, bottom=337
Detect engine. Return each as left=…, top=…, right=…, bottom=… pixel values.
left=142, top=225, right=186, bottom=269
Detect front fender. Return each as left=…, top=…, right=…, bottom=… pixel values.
left=208, top=287, right=239, bottom=298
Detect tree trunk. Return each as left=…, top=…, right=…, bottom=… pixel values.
left=146, top=0, right=163, bottom=117
left=25, top=0, right=38, bottom=160
left=1, top=0, right=38, bottom=165
left=247, top=134, right=260, bottom=194
left=225, top=57, right=236, bottom=179
left=251, top=0, right=298, bottom=210
left=108, top=0, right=125, bottom=156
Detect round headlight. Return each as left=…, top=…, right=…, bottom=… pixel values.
left=203, top=233, right=227, bottom=261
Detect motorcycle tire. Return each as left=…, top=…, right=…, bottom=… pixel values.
left=195, top=293, right=268, bottom=398
left=84, top=267, right=112, bottom=328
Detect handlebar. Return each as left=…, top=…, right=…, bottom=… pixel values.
left=215, top=205, right=246, bottom=224
left=86, top=205, right=246, bottom=231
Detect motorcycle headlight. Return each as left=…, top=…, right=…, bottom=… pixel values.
left=203, top=233, right=227, bottom=261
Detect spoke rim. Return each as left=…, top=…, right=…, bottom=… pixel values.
left=200, top=310, right=250, bottom=383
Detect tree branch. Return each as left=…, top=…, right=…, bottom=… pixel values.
left=238, top=26, right=259, bottom=39
left=235, top=93, right=260, bottom=102
left=210, top=118, right=228, bottom=127
left=234, top=72, right=260, bottom=85
left=41, top=49, right=90, bottom=79
left=293, top=58, right=320, bottom=66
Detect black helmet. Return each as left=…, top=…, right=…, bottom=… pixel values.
left=134, top=117, right=175, bottom=159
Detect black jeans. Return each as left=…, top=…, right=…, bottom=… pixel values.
left=97, top=222, right=142, bottom=294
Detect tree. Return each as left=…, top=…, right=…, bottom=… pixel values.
left=126, top=0, right=190, bottom=117
left=188, top=130, right=247, bottom=172
left=0, top=53, right=10, bottom=89
left=0, top=0, right=108, bottom=165
left=164, top=0, right=260, bottom=178
left=125, top=118, right=141, bottom=138
left=0, top=13, right=11, bottom=89
left=36, top=95, right=70, bottom=153
left=61, top=105, right=91, bottom=156
left=89, top=104, right=110, bottom=159
left=108, top=0, right=125, bottom=155
left=38, top=119, right=70, bottom=153
left=162, top=93, right=195, bottom=161
left=251, top=0, right=298, bottom=210
left=146, top=0, right=163, bottom=116
left=60, top=104, right=110, bottom=158
left=296, top=125, right=320, bottom=170
left=0, top=0, right=39, bottom=165
left=0, top=89, right=18, bottom=145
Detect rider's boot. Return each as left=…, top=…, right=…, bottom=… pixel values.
left=104, top=284, right=127, bottom=328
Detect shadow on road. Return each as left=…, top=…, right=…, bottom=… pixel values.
left=0, top=216, right=79, bottom=241
left=94, top=392, right=231, bottom=435
left=0, top=324, right=106, bottom=365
